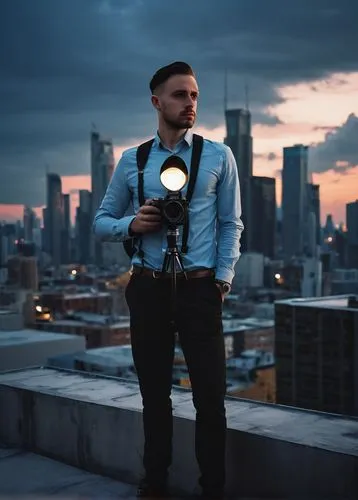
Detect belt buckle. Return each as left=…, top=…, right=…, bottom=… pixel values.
left=152, top=270, right=162, bottom=279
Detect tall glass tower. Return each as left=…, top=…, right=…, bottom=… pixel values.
left=90, top=128, right=115, bottom=266
left=224, top=109, right=253, bottom=252
left=282, top=145, right=309, bottom=259
left=45, top=173, right=63, bottom=267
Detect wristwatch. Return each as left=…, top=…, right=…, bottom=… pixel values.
left=215, top=280, right=231, bottom=295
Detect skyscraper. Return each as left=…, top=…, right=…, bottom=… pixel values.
left=61, top=193, right=71, bottom=264
left=224, top=109, right=253, bottom=252
left=45, top=173, right=63, bottom=267
left=305, top=183, right=321, bottom=256
left=91, top=129, right=115, bottom=265
left=250, top=176, right=276, bottom=259
left=346, top=199, right=358, bottom=268
left=91, top=130, right=115, bottom=216
left=282, top=145, right=308, bottom=259
left=23, top=206, right=36, bottom=242
left=77, top=189, right=92, bottom=265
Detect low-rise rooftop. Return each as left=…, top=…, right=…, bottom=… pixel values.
left=276, top=294, right=358, bottom=311
left=222, top=317, right=274, bottom=333
left=0, top=329, right=85, bottom=372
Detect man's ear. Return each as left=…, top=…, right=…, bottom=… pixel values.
left=151, top=95, right=161, bottom=111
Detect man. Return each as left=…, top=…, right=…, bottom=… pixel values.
left=93, top=61, right=243, bottom=498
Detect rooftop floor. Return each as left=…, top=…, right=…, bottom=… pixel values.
left=0, top=443, right=266, bottom=499
left=0, top=443, right=136, bottom=499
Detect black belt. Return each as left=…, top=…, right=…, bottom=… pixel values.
left=131, top=266, right=215, bottom=280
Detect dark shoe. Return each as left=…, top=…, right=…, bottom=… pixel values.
left=136, top=478, right=169, bottom=498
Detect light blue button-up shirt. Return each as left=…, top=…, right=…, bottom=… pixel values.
left=93, top=130, right=244, bottom=284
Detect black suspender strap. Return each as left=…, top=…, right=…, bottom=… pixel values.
left=135, top=138, right=154, bottom=266
left=181, top=134, right=204, bottom=254
left=123, top=138, right=154, bottom=262
left=136, top=139, right=155, bottom=207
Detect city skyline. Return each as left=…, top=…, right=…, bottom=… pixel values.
left=1, top=1, right=358, bottom=224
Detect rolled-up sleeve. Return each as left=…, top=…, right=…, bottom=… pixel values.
left=215, top=146, right=244, bottom=283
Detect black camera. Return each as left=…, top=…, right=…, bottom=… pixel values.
left=150, top=194, right=188, bottom=226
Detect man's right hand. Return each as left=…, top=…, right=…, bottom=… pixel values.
left=130, top=199, right=162, bottom=234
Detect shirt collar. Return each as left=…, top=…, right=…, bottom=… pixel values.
left=154, top=129, right=193, bottom=150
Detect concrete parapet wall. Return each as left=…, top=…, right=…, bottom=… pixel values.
left=0, top=367, right=357, bottom=498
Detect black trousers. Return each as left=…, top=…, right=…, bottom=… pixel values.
left=125, top=273, right=227, bottom=493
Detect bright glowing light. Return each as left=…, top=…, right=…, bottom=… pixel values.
left=160, top=167, right=187, bottom=191
left=71, top=269, right=77, bottom=275
left=327, top=236, right=333, bottom=243
left=275, top=273, right=281, bottom=279
left=35, top=305, right=42, bottom=312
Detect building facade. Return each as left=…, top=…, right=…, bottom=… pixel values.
left=346, top=199, right=358, bottom=268
left=282, top=145, right=308, bottom=259
left=275, top=296, right=358, bottom=417
left=250, top=176, right=276, bottom=258
left=224, top=108, right=253, bottom=253
left=90, top=130, right=115, bottom=266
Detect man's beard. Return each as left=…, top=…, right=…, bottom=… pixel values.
left=163, top=114, right=196, bottom=130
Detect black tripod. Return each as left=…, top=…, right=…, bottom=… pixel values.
left=161, top=225, right=187, bottom=317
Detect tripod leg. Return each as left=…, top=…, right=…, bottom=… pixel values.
left=162, top=251, right=171, bottom=274
left=171, top=257, right=177, bottom=317
left=162, top=250, right=177, bottom=318
left=175, top=253, right=187, bottom=279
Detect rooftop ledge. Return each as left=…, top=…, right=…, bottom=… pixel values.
left=0, top=366, right=357, bottom=499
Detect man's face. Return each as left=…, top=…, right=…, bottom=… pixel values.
left=153, top=74, right=199, bottom=130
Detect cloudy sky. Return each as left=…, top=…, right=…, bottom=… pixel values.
left=1, top=0, right=358, bottom=225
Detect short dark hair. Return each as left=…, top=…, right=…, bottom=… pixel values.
left=149, top=61, right=195, bottom=94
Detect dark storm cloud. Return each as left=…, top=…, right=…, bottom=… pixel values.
left=309, top=113, right=358, bottom=173
left=1, top=0, right=358, bottom=205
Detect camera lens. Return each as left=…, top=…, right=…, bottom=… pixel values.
left=163, top=200, right=184, bottom=224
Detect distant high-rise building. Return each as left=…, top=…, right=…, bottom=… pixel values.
left=250, top=176, right=276, bottom=259
left=23, top=206, right=36, bottom=242
left=91, top=130, right=115, bottom=217
left=333, top=227, right=348, bottom=268
left=42, top=207, right=48, bottom=253
left=77, top=189, right=92, bottom=265
left=91, top=129, right=115, bottom=265
left=307, top=184, right=321, bottom=251
left=0, top=225, right=9, bottom=266
left=323, top=214, right=335, bottom=239
left=45, top=173, right=63, bottom=267
left=224, top=109, right=253, bottom=252
left=232, top=252, right=264, bottom=291
left=0, top=223, right=17, bottom=265
left=15, top=220, right=23, bottom=240
left=275, top=295, right=358, bottom=417
left=61, top=193, right=71, bottom=264
left=80, top=189, right=92, bottom=214
left=321, top=213, right=337, bottom=269
left=300, top=257, right=322, bottom=297
left=346, top=199, right=358, bottom=268
left=282, top=145, right=308, bottom=259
